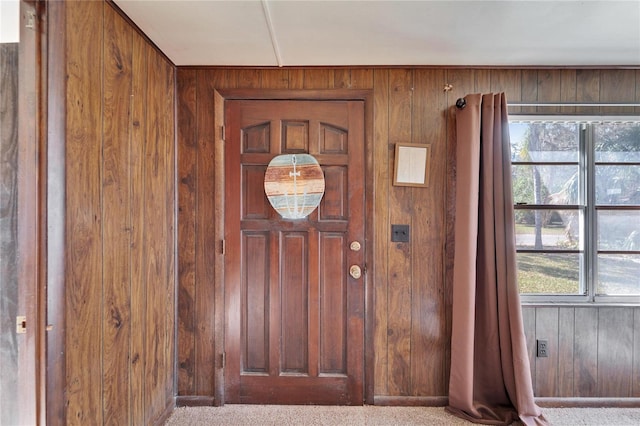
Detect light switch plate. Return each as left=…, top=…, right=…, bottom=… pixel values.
left=391, top=224, right=410, bottom=242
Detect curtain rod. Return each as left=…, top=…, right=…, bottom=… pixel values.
left=455, top=98, right=640, bottom=109
left=509, top=102, right=640, bottom=107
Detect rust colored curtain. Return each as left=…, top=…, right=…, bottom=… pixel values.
left=446, top=93, right=547, bottom=426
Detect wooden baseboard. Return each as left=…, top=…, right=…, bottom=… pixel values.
left=374, top=396, right=640, bottom=408
left=373, top=396, right=448, bottom=406
left=152, top=396, right=176, bottom=426
left=176, top=395, right=217, bottom=407
left=536, top=397, right=640, bottom=408
left=172, top=395, right=640, bottom=409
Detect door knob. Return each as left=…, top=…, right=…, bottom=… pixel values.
left=349, top=265, right=362, bottom=279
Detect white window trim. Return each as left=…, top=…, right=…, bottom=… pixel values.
left=510, top=115, right=640, bottom=305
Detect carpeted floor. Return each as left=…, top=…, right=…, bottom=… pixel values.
left=164, top=405, right=640, bottom=425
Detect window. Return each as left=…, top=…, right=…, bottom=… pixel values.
left=509, top=118, right=640, bottom=303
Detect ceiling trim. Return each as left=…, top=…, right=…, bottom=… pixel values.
left=261, top=0, right=282, bottom=67
left=176, top=64, right=640, bottom=71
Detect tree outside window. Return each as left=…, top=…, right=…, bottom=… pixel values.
left=509, top=119, right=640, bottom=301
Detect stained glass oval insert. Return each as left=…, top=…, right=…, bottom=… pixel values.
left=264, top=154, right=325, bottom=219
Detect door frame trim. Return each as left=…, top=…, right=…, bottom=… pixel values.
left=46, top=1, right=67, bottom=423
left=212, top=89, right=375, bottom=405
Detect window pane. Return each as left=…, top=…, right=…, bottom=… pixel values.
left=510, top=122, right=579, bottom=162
left=517, top=252, right=582, bottom=294
left=594, top=122, right=640, bottom=163
left=595, top=165, right=640, bottom=205
left=515, top=209, right=581, bottom=250
left=597, top=210, right=640, bottom=250
left=597, top=254, right=640, bottom=295
left=512, top=165, right=580, bottom=205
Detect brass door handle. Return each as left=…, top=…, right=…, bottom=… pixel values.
left=349, top=265, right=362, bottom=279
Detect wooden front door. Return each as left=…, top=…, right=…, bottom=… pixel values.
left=224, top=100, right=365, bottom=404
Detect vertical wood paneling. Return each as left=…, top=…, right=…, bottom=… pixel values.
left=237, top=69, right=262, bottom=88
left=15, top=3, right=40, bottom=421
left=303, top=69, right=334, bottom=89
left=261, top=69, right=289, bottom=89
left=574, top=308, right=599, bottom=396
left=351, top=69, right=374, bottom=89
left=526, top=306, right=640, bottom=399
left=288, top=69, right=305, bottom=89
left=576, top=70, right=600, bottom=114
left=47, top=3, right=68, bottom=422
left=600, top=70, right=636, bottom=115
left=633, top=307, right=640, bottom=397
left=334, top=69, right=351, bottom=88
left=636, top=70, right=640, bottom=115
left=64, top=2, right=176, bottom=423
left=558, top=307, right=575, bottom=396
left=520, top=70, right=538, bottom=114
left=163, top=56, right=177, bottom=411
left=175, top=68, right=234, bottom=401
left=560, top=70, right=577, bottom=114
left=372, top=69, right=390, bottom=396
left=410, top=70, right=447, bottom=396
left=521, top=307, right=536, bottom=393
left=490, top=70, right=522, bottom=112
left=65, top=1, right=104, bottom=423
left=193, top=70, right=218, bottom=395
left=475, top=69, right=491, bottom=93
left=102, top=6, right=132, bottom=424
left=535, top=307, right=559, bottom=396
left=0, top=43, right=19, bottom=426
left=177, top=66, right=640, bottom=403
left=536, top=70, right=562, bottom=114
left=386, top=69, right=413, bottom=395
left=143, top=45, right=169, bottom=419
left=598, top=307, right=634, bottom=396
left=129, top=31, right=148, bottom=426
left=177, top=69, right=197, bottom=395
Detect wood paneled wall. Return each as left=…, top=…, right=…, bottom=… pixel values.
left=0, top=43, right=19, bottom=425
left=4, top=3, right=41, bottom=420
left=176, top=67, right=640, bottom=403
left=523, top=306, right=640, bottom=398
left=62, top=2, right=176, bottom=424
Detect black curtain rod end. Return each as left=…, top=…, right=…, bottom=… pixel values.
left=456, top=98, right=466, bottom=109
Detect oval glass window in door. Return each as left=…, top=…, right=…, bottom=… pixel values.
left=264, top=154, right=325, bottom=219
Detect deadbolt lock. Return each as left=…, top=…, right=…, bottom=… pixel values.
left=350, top=241, right=361, bottom=252
left=349, top=265, right=362, bottom=279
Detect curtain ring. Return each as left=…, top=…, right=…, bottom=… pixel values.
left=455, top=98, right=466, bottom=109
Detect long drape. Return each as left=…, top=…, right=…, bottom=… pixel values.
left=446, top=93, right=547, bottom=426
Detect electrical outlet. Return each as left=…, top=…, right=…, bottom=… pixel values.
left=537, top=339, right=549, bottom=358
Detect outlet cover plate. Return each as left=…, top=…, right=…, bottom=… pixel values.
left=537, top=339, right=549, bottom=357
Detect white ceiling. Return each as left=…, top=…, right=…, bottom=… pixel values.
left=113, top=0, right=640, bottom=67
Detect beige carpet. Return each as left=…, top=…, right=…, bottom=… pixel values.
left=164, top=405, right=640, bottom=425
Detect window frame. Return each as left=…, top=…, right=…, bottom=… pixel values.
left=509, top=115, right=640, bottom=305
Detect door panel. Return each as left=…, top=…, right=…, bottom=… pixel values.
left=225, top=100, right=365, bottom=405
left=319, top=233, right=346, bottom=375
left=243, top=232, right=269, bottom=373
